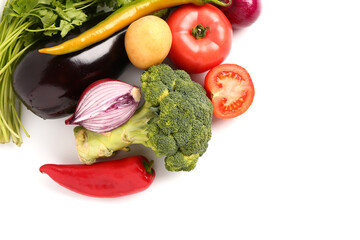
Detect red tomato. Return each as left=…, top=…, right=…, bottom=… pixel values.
left=205, top=64, right=255, bottom=119
left=167, top=4, right=233, bottom=74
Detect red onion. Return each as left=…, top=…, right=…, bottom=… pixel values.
left=220, top=0, right=261, bottom=29
left=65, top=79, right=141, bottom=133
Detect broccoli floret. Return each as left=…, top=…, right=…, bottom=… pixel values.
left=165, top=152, right=199, bottom=172
left=146, top=120, right=178, bottom=157
left=74, top=64, right=213, bottom=171
left=141, top=81, right=169, bottom=106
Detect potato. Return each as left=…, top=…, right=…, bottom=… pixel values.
left=125, top=15, right=172, bottom=69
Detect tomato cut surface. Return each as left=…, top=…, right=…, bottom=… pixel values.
left=205, top=64, right=255, bottom=119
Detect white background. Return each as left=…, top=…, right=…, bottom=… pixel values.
left=1, top=0, right=360, bottom=239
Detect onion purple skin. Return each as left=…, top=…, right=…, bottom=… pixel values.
left=220, top=0, right=261, bottom=29
left=13, top=16, right=129, bottom=120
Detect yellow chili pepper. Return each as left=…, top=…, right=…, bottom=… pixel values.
left=39, top=0, right=231, bottom=55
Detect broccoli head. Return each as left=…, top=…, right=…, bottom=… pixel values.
left=74, top=64, right=213, bottom=171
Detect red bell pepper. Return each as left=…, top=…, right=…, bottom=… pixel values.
left=40, top=156, right=155, bottom=198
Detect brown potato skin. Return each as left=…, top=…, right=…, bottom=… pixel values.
left=125, top=16, right=172, bottom=69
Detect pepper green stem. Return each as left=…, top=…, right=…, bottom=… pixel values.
left=192, top=24, right=210, bottom=39
left=206, top=0, right=231, bottom=7
left=142, top=159, right=155, bottom=174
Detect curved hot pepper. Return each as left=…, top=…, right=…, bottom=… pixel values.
left=40, top=156, right=155, bottom=198
left=38, top=0, right=232, bottom=55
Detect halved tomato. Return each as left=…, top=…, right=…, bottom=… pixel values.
left=204, top=64, right=255, bottom=119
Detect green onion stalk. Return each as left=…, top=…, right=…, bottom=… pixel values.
left=0, top=7, right=32, bottom=145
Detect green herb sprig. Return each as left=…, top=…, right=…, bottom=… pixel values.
left=0, top=0, right=130, bottom=146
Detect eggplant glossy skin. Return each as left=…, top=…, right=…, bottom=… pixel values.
left=13, top=26, right=129, bottom=119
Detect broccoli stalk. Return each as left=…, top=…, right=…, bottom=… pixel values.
left=74, top=101, right=155, bottom=165
left=74, top=64, right=213, bottom=171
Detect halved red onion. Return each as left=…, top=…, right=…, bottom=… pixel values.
left=65, top=79, right=141, bottom=133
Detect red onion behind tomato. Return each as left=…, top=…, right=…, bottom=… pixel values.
left=220, top=0, right=261, bottom=29
left=65, top=79, right=141, bottom=133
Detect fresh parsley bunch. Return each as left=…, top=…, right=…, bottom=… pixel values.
left=0, top=0, right=134, bottom=145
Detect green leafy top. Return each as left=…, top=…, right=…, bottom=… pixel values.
left=1, top=0, right=132, bottom=43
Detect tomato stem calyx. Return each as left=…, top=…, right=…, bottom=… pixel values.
left=192, top=24, right=210, bottom=39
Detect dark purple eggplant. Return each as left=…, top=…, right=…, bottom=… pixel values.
left=13, top=20, right=129, bottom=119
